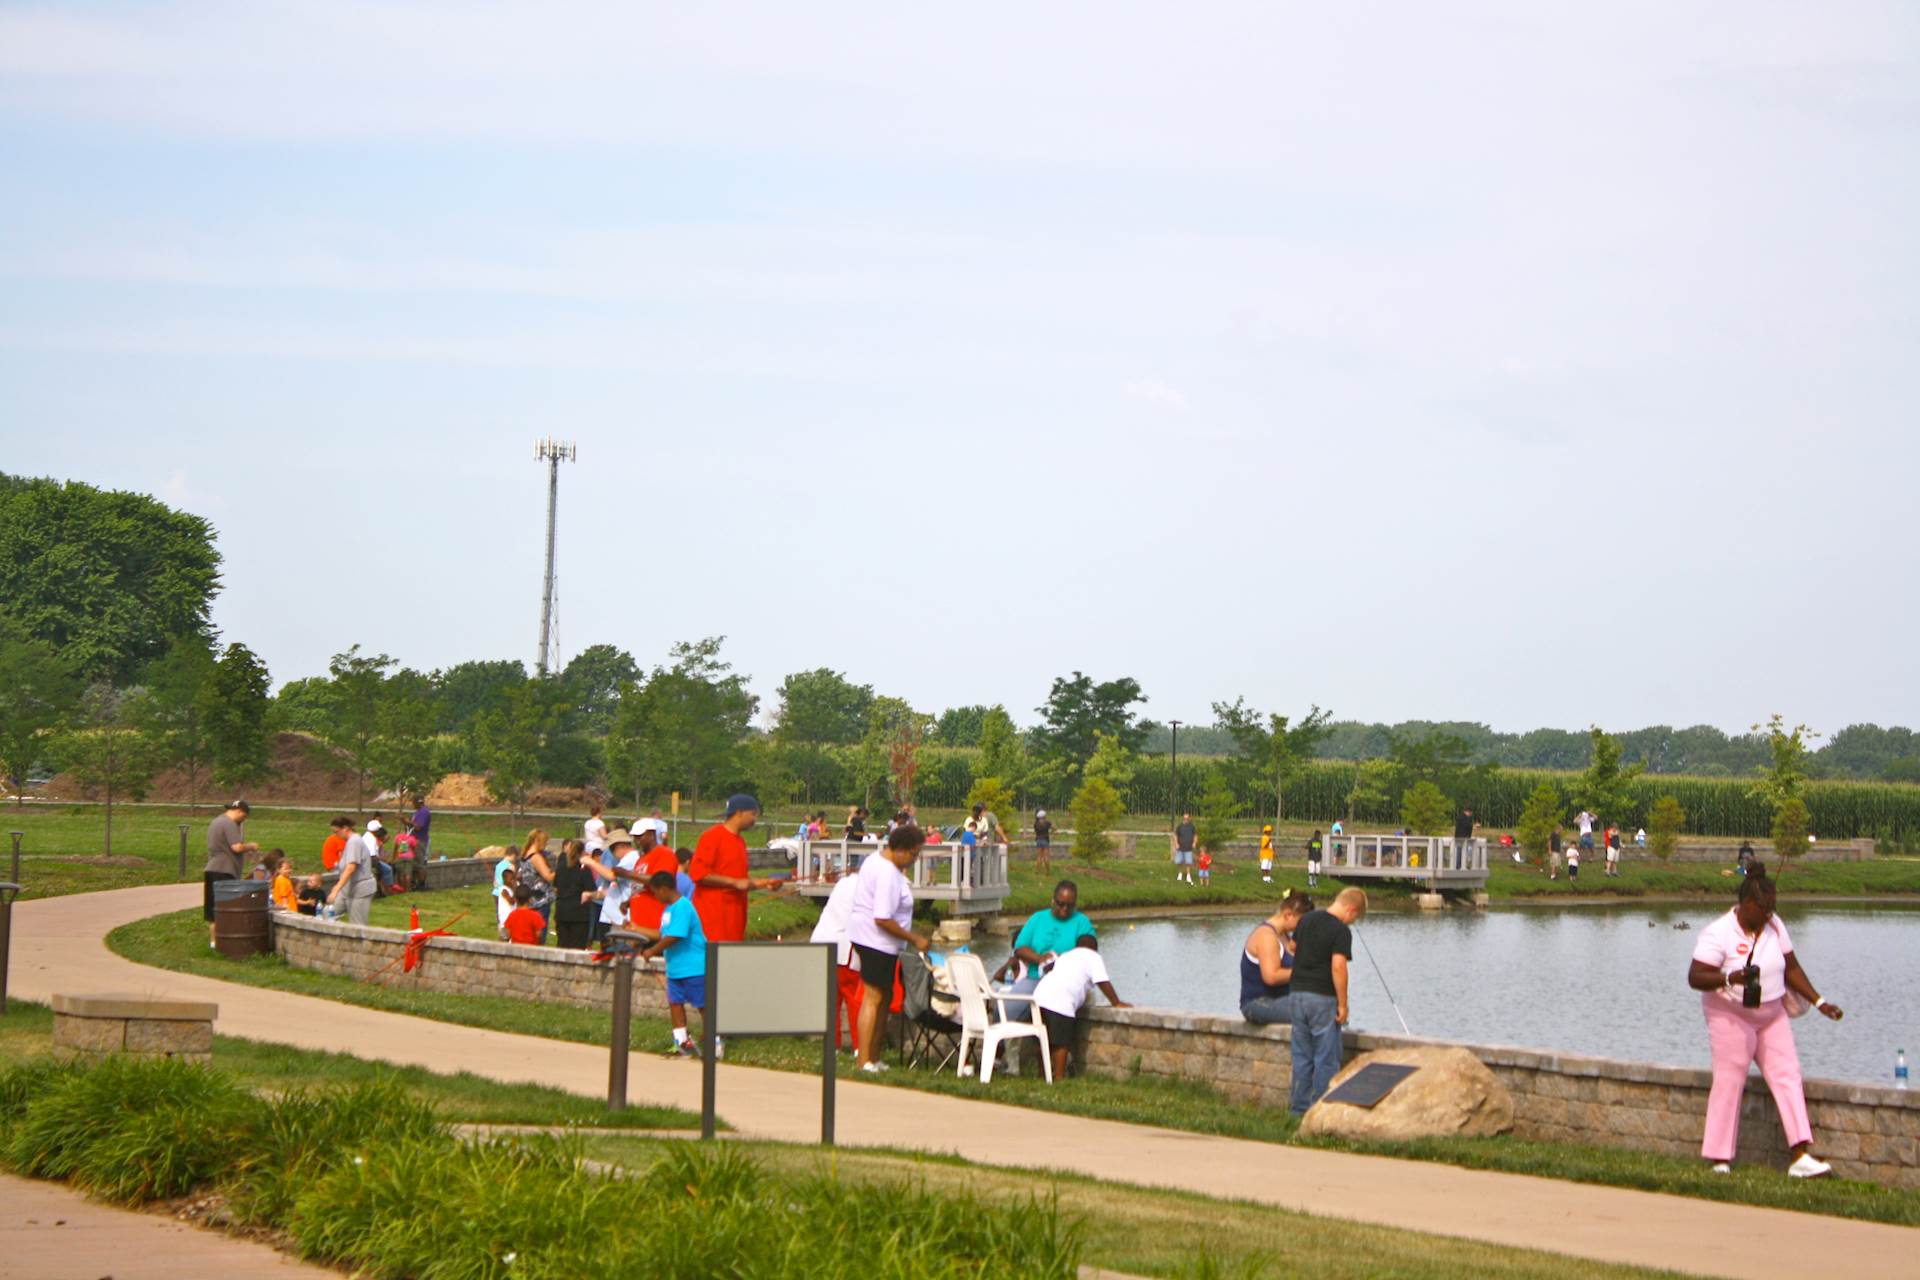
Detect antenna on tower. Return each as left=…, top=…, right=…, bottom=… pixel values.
left=533, top=438, right=577, bottom=677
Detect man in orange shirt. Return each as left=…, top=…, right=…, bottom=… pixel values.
left=320, top=816, right=351, bottom=872
left=625, top=825, right=682, bottom=939
left=690, top=795, right=782, bottom=943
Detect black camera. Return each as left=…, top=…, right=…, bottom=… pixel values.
left=1739, top=964, right=1762, bottom=1009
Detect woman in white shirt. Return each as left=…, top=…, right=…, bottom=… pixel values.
left=847, top=824, right=931, bottom=1073
left=809, top=865, right=868, bottom=1056
left=1687, top=870, right=1843, bottom=1178
left=583, top=804, right=609, bottom=854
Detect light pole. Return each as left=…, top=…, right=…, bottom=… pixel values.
left=1168, top=721, right=1183, bottom=830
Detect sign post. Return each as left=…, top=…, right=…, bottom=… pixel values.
left=670, top=792, right=681, bottom=850
left=702, top=941, right=837, bottom=1145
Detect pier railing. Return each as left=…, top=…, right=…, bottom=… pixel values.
left=788, top=839, right=1010, bottom=915
left=1327, top=833, right=1489, bottom=886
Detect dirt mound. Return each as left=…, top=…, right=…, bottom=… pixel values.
left=427, top=773, right=492, bottom=808
left=43, top=732, right=368, bottom=806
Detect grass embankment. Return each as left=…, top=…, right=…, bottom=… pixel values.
left=108, top=909, right=1920, bottom=1227
left=0, top=1054, right=1081, bottom=1280
left=0, top=1000, right=699, bottom=1131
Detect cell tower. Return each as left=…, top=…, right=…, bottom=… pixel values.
left=533, top=438, right=576, bottom=676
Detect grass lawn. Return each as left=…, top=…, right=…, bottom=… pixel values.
left=575, top=1134, right=1679, bottom=1280
left=0, top=999, right=701, bottom=1130
left=106, top=907, right=1920, bottom=1227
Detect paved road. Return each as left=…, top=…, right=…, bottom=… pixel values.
left=10, top=885, right=1919, bottom=1279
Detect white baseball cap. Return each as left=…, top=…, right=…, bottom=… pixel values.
left=366, top=819, right=385, bottom=834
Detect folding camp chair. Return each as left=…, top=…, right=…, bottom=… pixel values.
left=897, top=951, right=963, bottom=1071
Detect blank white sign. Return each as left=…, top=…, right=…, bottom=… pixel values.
left=712, top=943, right=833, bottom=1035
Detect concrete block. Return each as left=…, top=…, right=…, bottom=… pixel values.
left=125, top=1018, right=214, bottom=1056
left=53, top=1014, right=126, bottom=1055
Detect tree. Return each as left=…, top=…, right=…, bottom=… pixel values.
left=1068, top=777, right=1122, bottom=862
left=850, top=697, right=931, bottom=810
left=314, top=646, right=395, bottom=815
left=468, top=680, right=554, bottom=813
left=1345, top=758, right=1393, bottom=825
left=934, top=705, right=991, bottom=747
left=0, top=474, right=222, bottom=683
left=1213, top=697, right=1332, bottom=826
left=1883, top=757, right=1920, bottom=785
left=605, top=638, right=757, bottom=818
left=741, top=736, right=798, bottom=812
left=966, top=776, right=1017, bottom=835
left=1032, top=671, right=1147, bottom=771
left=55, top=683, right=166, bottom=855
left=1571, top=727, right=1644, bottom=824
left=367, top=668, right=443, bottom=800
left=1514, top=782, right=1563, bottom=868
left=559, top=644, right=639, bottom=734
left=1750, top=715, right=1818, bottom=811
left=1193, top=770, right=1242, bottom=859
left=774, top=668, right=874, bottom=801
left=1082, top=731, right=1138, bottom=792
left=1647, top=795, right=1686, bottom=862
left=144, top=637, right=217, bottom=811
left=431, top=659, right=528, bottom=734
left=0, top=626, right=79, bottom=804
left=204, top=642, right=273, bottom=792
left=1386, top=729, right=1490, bottom=801
left=1771, top=795, right=1812, bottom=878
left=1400, top=780, right=1450, bottom=835
left=268, top=676, right=332, bottom=733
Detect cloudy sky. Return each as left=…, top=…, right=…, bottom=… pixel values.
left=2, top=2, right=1914, bottom=733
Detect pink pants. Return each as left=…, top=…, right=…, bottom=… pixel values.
left=1701, top=993, right=1812, bottom=1161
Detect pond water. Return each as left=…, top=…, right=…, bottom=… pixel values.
left=1069, top=903, right=1920, bottom=1086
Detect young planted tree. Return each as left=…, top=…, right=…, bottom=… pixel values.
left=1771, top=795, right=1812, bottom=879
left=605, top=638, right=756, bottom=819
left=965, top=775, right=1017, bottom=835
left=1193, top=770, right=1242, bottom=858
left=1514, top=781, right=1563, bottom=868
left=368, top=669, right=444, bottom=802
left=0, top=626, right=78, bottom=804
left=204, top=642, right=274, bottom=793
left=143, top=637, right=217, bottom=811
left=773, top=668, right=874, bottom=802
left=1400, top=780, right=1451, bottom=835
left=1213, top=698, right=1332, bottom=827
left=315, top=646, right=396, bottom=815
left=1345, top=758, right=1393, bottom=825
left=55, top=683, right=166, bottom=856
left=1067, top=776, right=1122, bottom=863
left=1647, top=794, right=1686, bottom=862
left=470, top=679, right=562, bottom=814
left=1571, top=726, right=1645, bottom=826
left=1750, top=715, right=1817, bottom=811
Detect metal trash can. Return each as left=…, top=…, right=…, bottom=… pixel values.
left=212, top=878, right=272, bottom=958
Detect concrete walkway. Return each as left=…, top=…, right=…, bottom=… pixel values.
left=11, top=885, right=1919, bottom=1279
left=0, top=1172, right=334, bottom=1279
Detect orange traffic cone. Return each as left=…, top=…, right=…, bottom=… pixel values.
left=409, top=906, right=421, bottom=933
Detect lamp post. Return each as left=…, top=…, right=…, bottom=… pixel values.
left=178, top=824, right=190, bottom=881
left=1168, top=721, right=1183, bottom=829
left=0, top=881, right=20, bottom=1015
left=8, top=831, right=20, bottom=885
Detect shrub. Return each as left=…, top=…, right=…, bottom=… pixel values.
left=1069, top=777, right=1122, bottom=862
left=1400, top=781, right=1450, bottom=835
left=1647, top=795, right=1686, bottom=862
left=1514, top=782, right=1562, bottom=867
left=1772, top=796, right=1812, bottom=876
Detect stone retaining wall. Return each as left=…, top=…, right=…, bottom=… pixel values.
left=1081, top=1006, right=1920, bottom=1188
left=271, top=912, right=670, bottom=1019
left=51, top=993, right=217, bottom=1065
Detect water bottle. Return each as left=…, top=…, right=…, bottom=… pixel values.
left=1898, top=1050, right=1909, bottom=1090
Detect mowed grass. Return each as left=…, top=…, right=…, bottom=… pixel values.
left=576, top=1135, right=1684, bottom=1280
left=0, top=1000, right=700, bottom=1130
left=105, top=908, right=1920, bottom=1227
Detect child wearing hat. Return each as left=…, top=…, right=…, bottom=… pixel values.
left=1259, top=825, right=1275, bottom=883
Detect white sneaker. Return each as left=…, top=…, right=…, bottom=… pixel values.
left=1787, top=1153, right=1831, bottom=1179
left=713, top=1037, right=725, bottom=1060
left=1709, top=1162, right=1731, bottom=1174
left=860, top=1060, right=889, bottom=1074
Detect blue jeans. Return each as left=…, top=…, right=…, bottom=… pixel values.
left=1241, top=994, right=1293, bottom=1026
left=1288, top=992, right=1342, bottom=1113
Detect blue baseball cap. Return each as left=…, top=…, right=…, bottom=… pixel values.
left=723, top=793, right=761, bottom=817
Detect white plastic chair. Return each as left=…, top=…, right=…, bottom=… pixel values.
left=947, top=953, right=1051, bottom=1084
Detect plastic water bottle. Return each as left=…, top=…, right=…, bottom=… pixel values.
left=1898, top=1050, right=1909, bottom=1090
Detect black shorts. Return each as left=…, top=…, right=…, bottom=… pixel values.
left=1041, top=1007, right=1079, bottom=1048
left=203, top=871, right=236, bottom=921
left=851, top=943, right=899, bottom=995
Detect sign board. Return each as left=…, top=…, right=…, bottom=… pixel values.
left=671, top=791, right=681, bottom=817
left=702, top=941, right=836, bottom=1144
left=1321, top=1061, right=1420, bottom=1109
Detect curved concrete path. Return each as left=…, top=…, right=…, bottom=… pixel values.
left=11, top=885, right=1919, bottom=1279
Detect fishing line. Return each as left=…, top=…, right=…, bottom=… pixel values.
left=1354, top=925, right=1412, bottom=1036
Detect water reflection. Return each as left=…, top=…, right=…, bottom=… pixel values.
left=1045, top=902, right=1919, bottom=1085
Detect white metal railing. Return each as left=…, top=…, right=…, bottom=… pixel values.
left=789, top=839, right=1010, bottom=899
left=1326, top=834, right=1488, bottom=878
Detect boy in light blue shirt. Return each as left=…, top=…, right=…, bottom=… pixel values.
left=640, top=871, right=708, bottom=1058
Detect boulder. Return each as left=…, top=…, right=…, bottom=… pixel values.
left=1297, top=1045, right=1513, bottom=1141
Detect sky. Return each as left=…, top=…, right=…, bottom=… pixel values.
left=1, top=2, right=1915, bottom=734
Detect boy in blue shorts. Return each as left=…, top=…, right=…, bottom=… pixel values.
left=640, top=870, right=708, bottom=1058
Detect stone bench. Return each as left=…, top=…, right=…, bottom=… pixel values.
left=51, top=993, right=218, bottom=1064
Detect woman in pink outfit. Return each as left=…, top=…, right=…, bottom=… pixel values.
left=1687, top=869, right=1844, bottom=1177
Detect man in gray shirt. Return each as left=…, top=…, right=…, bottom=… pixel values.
left=327, top=825, right=383, bottom=926
left=204, top=800, right=258, bottom=949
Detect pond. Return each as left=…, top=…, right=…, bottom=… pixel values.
left=1076, top=902, right=1920, bottom=1086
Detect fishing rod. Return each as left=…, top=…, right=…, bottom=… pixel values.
left=1353, top=925, right=1412, bottom=1036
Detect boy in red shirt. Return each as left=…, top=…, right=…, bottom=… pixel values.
left=321, top=816, right=351, bottom=872
left=689, top=795, right=783, bottom=943
left=1196, top=847, right=1214, bottom=886
left=624, top=827, right=682, bottom=940
left=503, top=884, right=546, bottom=946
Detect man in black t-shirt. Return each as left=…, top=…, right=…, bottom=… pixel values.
left=1173, top=813, right=1197, bottom=885
left=1453, top=808, right=1476, bottom=871
left=1288, top=886, right=1367, bottom=1113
